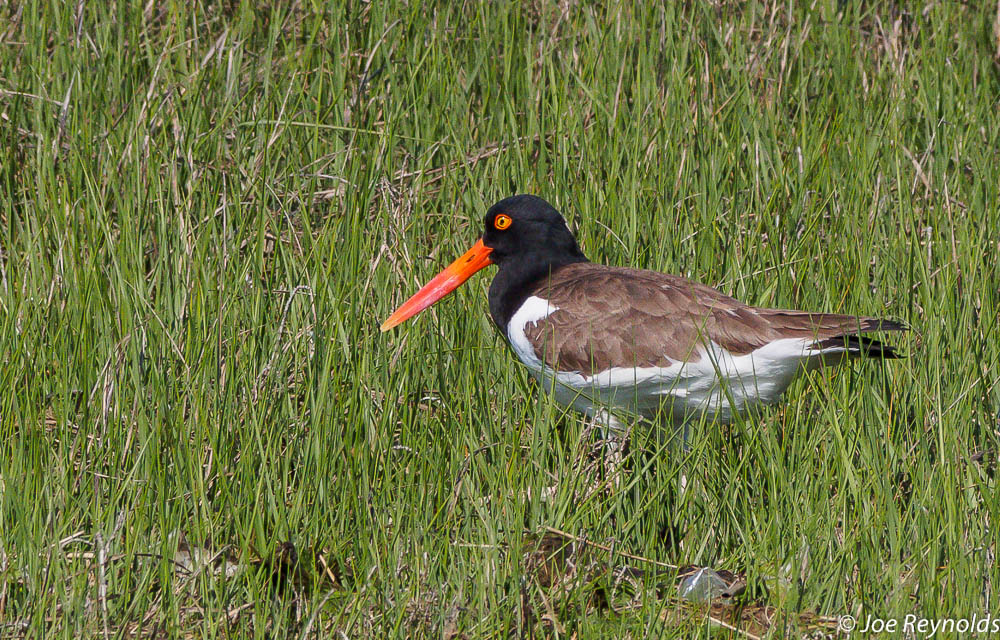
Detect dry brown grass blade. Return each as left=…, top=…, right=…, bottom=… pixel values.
left=543, top=526, right=678, bottom=570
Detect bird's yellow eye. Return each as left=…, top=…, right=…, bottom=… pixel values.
left=494, top=214, right=512, bottom=230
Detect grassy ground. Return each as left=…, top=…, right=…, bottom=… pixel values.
left=2, top=1, right=998, bottom=637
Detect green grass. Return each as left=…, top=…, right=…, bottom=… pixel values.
left=2, top=1, right=998, bottom=637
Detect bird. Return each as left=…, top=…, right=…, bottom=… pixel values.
left=381, top=194, right=906, bottom=443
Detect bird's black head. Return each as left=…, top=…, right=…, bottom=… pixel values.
left=480, top=195, right=589, bottom=328
left=380, top=194, right=588, bottom=333
left=481, top=195, right=587, bottom=266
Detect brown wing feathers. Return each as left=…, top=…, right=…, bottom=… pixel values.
left=522, top=263, right=905, bottom=375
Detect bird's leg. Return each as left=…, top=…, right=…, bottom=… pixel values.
left=588, top=408, right=630, bottom=489
left=667, top=420, right=691, bottom=453
left=661, top=415, right=693, bottom=495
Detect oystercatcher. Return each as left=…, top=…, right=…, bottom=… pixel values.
left=382, top=195, right=906, bottom=435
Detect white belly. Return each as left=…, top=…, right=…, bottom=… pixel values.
left=507, top=296, right=829, bottom=426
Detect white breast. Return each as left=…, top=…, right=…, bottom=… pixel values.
left=506, top=295, right=558, bottom=372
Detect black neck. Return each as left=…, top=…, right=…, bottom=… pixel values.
left=488, top=251, right=589, bottom=329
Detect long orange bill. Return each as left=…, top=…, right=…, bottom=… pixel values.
left=380, top=239, right=494, bottom=331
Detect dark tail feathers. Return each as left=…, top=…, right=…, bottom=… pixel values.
left=812, top=318, right=908, bottom=359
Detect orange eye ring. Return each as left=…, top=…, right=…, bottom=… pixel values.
left=494, top=214, right=512, bottom=230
